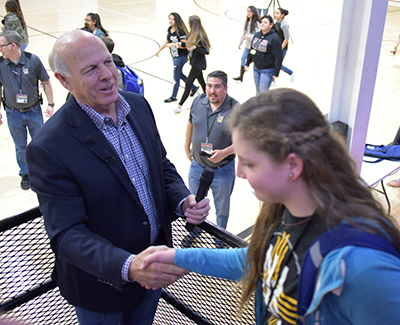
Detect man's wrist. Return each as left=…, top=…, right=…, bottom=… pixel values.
left=48, top=103, right=55, bottom=107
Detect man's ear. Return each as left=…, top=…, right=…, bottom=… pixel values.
left=286, top=152, right=304, bottom=181
left=55, top=73, right=72, bottom=91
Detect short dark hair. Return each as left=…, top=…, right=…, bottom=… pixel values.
left=102, top=37, right=114, bottom=53
left=260, top=15, right=274, bottom=25
left=207, top=70, right=228, bottom=87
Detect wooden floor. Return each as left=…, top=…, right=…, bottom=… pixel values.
left=1, top=0, right=400, bottom=234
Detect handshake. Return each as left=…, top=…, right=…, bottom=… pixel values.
left=127, top=194, right=210, bottom=290
left=128, top=245, right=185, bottom=290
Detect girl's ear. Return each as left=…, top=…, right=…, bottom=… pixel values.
left=286, top=152, right=304, bottom=181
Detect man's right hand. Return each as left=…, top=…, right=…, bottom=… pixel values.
left=128, top=246, right=189, bottom=290
left=0, top=112, right=3, bottom=125
left=185, top=148, right=192, bottom=161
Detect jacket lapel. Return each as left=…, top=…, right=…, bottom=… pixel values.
left=65, top=97, right=144, bottom=209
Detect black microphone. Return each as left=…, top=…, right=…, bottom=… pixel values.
left=186, top=167, right=214, bottom=232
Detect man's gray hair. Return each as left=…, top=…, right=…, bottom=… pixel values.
left=0, top=30, right=22, bottom=48
left=48, top=50, right=71, bottom=77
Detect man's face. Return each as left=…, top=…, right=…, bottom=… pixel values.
left=206, top=77, right=227, bottom=106
left=0, top=37, right=12, bottom=59
left=58, top=35, right=119, bottom=113
left=84, top=15, right=95, bottom=30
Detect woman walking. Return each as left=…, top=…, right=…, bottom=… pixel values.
left=174, top=15, right=211, bottom=114
left=156, top=13, right=198, bottom=103
left=233, top=6, right=260, bottom=82
left=245, top=15, right=283, bottom=94
left=142, top=88, right=400, bottom=324
left=2, top=0, right=28, bottom=51
left=274, top=8, right=295, bottom=81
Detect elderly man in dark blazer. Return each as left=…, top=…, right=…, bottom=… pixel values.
left=26, top=30, right=210, bottom=325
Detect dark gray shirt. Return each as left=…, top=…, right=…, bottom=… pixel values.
left=0, top=51, right=49, bottom=109
left=189, top=93, right=239, bottom=168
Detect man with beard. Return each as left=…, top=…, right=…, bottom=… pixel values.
left=184, top=70, right=239, bottom=230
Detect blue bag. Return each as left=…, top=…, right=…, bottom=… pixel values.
left=117, top=65, right=144, bottom=96
left=297, top=223, right=400, bottom=324
left=364, top=143, right=400, bottom=162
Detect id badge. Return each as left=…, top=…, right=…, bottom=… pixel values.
left=201, top=142, right=213, bottom=153
left=250, top=49, right=256, bottom=55
left=16, top=94, right=28, bottom=104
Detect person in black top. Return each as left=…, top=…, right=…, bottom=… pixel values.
left=156, top=13, right=198, bottom=103
left=245, top=15, right=282, bottom=94
left=174, top=15, right=211, bottom=114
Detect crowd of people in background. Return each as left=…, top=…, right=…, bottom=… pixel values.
left=2, top=3, right=400, bottom=325
left=155, top=6, right=294, bottom=110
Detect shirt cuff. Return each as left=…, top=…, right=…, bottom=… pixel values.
left=121, top=254, right=136, bottom=282
left=175, top=196, right=188, bottom=216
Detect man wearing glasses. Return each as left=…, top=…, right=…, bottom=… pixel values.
left=0, top=30, right=54, bottom=190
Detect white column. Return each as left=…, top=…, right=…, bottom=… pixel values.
left=329, top=0, right=389, bottom=173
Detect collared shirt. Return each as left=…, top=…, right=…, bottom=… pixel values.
left=189, top=93, right=239, bottom=168
left=77, top=95, right=161, bottom=282
left=77, top=95, right=159, bottom=243
left=0, top=51, right=49, bottom=109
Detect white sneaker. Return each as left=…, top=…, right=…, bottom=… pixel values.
left=290, top=73, right=295, bottom=83
left=171, top=106, right=182, bottom=114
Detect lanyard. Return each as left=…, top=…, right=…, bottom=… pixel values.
left=206, top=107, right=219, bottom=143
left=12, top=65, right=23, bottom=94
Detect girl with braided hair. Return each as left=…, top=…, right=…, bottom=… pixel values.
left=142, top=88, right=400, bottom=324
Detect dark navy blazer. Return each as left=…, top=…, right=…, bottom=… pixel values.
left=26, top=91, right=190, bottom=312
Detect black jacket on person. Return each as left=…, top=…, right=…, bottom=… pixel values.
left=189, top=40, right=209, bottom=71
left=26, top=92, right=190, bottom=312
left=246, top=28, right=283, bottom=77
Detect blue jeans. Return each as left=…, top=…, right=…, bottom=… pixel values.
left=172, top=55, right=194, bottom=99
left=281, top=49, right=293, bottom=75
left=5, top=104, right=43, bottom=176
left=256, top=8, right=268, bottom=17
left=188, top=159, right=235, bottom=229
left=253, top=66, right=274, bottom=94
left=75, top=289, right=161, bottom=325
left=240, top=47, right=250, bottom=67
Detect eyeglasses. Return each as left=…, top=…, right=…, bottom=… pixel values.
left=0, top=43, right=11, bottom=48
left=84, top=19, right=93, bottom=22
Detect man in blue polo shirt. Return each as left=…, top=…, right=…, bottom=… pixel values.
left=185, top=70, right=239, bottom=229
left=0, top=30, right=54, bottom=190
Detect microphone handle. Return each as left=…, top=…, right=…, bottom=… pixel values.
left=185, top=186, right=210, bottom=232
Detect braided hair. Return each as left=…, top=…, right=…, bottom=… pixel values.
left=229, top=88, right=400, bottom=309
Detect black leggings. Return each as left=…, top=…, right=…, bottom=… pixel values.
left=179, top=67, right=206, bottom=106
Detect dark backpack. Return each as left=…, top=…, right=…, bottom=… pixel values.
left=297, top=223, right=400, bottom=324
